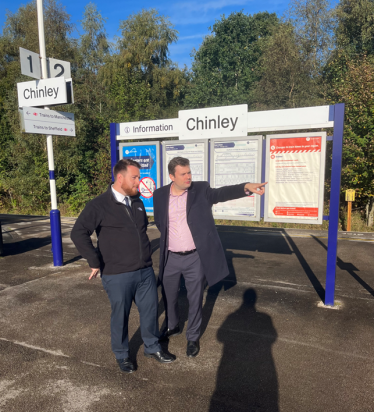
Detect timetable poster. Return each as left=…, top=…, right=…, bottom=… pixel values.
left=164, top=141, right=207, bottom=184
left=120, top=142, right=159, bottom=214
left=212, top=139, right=260, bottom=219
left=265, top=133, right=326, bottom=224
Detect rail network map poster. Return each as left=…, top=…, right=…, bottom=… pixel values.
left=120, top=143, right=159, bottom=214
left=265, top=133, right=326, bottom=224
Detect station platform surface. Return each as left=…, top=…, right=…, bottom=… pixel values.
left=0, top=214, right=373, bottom=412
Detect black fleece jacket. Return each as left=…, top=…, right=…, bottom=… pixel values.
left=71, top=185, right=152, bottom=275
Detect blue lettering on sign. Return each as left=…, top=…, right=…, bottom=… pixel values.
left=214, top=142, right=235, bottom=148
left=122, top=145, right=158, bottom=213
left=166, top=145, right=185, bottom=151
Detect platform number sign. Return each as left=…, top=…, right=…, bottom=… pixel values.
left=20, top=48, right=41, bottom=79
left=19, top=48, right=71, bottom=80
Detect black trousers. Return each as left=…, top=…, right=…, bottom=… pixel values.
left=101, top=267, right=161, bottom=359
left=162, top=251, right=205, bottom=341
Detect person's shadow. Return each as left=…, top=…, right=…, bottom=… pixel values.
left=210, top=288, right=279, bottom=412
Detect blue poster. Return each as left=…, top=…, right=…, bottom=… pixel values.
left=121, top=144, right=159, bottom=213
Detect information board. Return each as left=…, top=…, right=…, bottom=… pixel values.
left=119, top=142, right=160, bottom=215
left=210, top=136, right=263, bottom=221
left=162, top=140, right=208, bottom=185
left=264, top=132, right=326, bottom=224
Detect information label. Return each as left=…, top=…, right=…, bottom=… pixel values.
left=119, top=142, right=160, bottom=215
left=211, top=137, right=262, bottom=221
left=264, top=133, right=326, bottom=224
left=163, top=140, right=208, bottom=184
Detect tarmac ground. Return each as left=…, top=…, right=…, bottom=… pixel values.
left=0, top=214, right=374, bottom=412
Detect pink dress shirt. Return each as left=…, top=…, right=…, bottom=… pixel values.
left=168, top=185, right=196, bottom=252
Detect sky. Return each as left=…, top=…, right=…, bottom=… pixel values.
left=1, top=0, right=288, bottom=68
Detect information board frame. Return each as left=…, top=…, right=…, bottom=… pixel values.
left=161, top=139, right=208, bottom=186
left=119, top=141, right=160, bottom=216
left=264, top=132, right=327, bottom=225
left=209, top=135, right=263, bottom=221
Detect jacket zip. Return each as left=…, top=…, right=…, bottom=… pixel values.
left=123, top=202, right=143, bottom=268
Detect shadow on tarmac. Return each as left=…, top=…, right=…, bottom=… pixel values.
left=209, top=289, right=279, bottom=411
left=312, top=235, right=374, bottom=297
left=218, top=226, right=326, bottom=301
left=2, top=237, right=52, bottom=256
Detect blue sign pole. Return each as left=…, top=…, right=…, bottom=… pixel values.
left=325, top=103, right=345, bottom=305
left=110, top=123, right=118, bottom=181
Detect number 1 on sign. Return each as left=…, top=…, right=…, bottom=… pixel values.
left=27, top=55, right=33, bottom=73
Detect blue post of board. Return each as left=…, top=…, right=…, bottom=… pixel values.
left=260, top=138, right=266, bottom=218
left=324, top=103, right=345, bottom=306
left=110, top=123, right=118, bottom=181
left=50, top=209, right=63, bottom=266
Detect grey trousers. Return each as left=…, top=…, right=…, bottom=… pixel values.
left=162, top=251, right=205, bottom=341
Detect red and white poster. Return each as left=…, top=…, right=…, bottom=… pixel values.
left=265, top=133, right=326, bottom=224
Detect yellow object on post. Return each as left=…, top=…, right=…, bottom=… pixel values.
left=345, top=189, right=355, bottom=202
left=345, top=189, right=355, bottom=231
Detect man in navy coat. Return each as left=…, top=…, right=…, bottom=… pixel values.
left=153, top=156, right=266, bottom=357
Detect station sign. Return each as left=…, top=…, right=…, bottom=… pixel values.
left=17, top=77, right=73, bottom=108
left=179, top=104, right=248, bottom=140
left=19, top=107, right=75, bottom=136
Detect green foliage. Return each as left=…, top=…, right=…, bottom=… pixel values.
left=184, top=11, right=280, bottom=108
left=0, top=0, right=373, bottom=225
left=325, top=54, right=374, bottom=205
left=335, top=0, right=374, bottom=56
left=254, top=23, right=323, bottom=109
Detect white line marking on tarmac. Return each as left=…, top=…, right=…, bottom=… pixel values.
left=0, top=338, right=102, bottom=368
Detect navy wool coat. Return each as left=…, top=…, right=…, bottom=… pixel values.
left=153, top=181, right=248, bottom=286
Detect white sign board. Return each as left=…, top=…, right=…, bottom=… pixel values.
left=264, top=132, right=326, bottom=224
left=20, top=47, right=41, bottom=79
left=162, top=140, right=208, bottom=185
left=17, top=77, right=67, bottom=107
left=48, top=58, right=71, bottom=79
left=19, top=107, right=75, bottom=136
left=211, top=136, right=263, bottom=221
left=179, top=104, right=248, bottom=140
left=117, top=118, right=178, bottom=140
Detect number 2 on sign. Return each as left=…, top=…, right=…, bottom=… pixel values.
left=54, top=63, right=64, bottom=77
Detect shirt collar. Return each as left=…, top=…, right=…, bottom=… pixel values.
left=111, top=185, right=130, bottom=203
left=170, top=183, right=188, bottom=197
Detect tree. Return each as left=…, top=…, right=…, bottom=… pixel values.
left=325, top=54, right=374, bottom=223
left=184, top=11, right=279, bottom=109
left=103, top=9, right=188, bottom=121
left=285, top=0, right=335, bottom=76
left=0, top=0, right=76, bottom=212
left=254, top=23, right=323, bottom=109
left=335, top=0, right=374, bottom=56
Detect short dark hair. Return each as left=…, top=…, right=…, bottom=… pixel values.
left=113, top=159, right=141, bottom=180
left=168, top=157, right=190, bottom=176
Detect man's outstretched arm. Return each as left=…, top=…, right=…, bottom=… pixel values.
left=206, top=182, right=267, bottom=205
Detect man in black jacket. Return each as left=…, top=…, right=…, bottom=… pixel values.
left=153, top=157, right=266, bottom=358
left=71, top=159, right=174, bottom=373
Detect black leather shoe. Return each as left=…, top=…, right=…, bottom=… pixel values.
left=116, top=358, right=135, bottom=373
left=160, top=325, right=181, bottom=341
left=144, top=350, right=175, bottom=363
left=186, top=340, right=200, bottom=357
